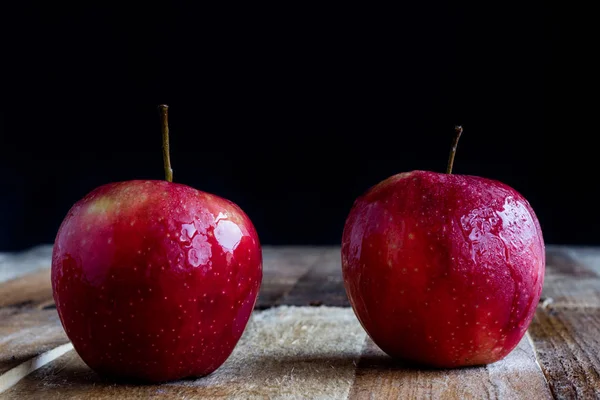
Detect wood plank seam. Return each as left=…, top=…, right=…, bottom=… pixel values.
left=539, top=312, right=581, bottom=397
left=255, top=247, right=329, bottom=310
left=2, top=246, right=600, bottom=398
left=529, top=303, right=600, bottom=397
left=0, top=343, right=74, bottom=394
left=527, top=331, right=556, bottom=400
left=552, top=310, right=600, bottom=396
left=275, top=249, right=330, bottom=307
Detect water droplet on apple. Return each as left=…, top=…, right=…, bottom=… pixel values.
left=179, top=222, right=197, bottom=242
left=215, top=220, right=243, bottom=253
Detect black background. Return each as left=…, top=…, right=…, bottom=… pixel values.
left=0, top=3, right=593, bottom=251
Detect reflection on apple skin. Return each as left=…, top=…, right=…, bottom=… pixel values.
left=52, top=180, right=262, bottom=382
left=341, top=170, right=545, bottom=368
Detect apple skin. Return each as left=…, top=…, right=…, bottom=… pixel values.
left=341, top=170, right=545, bottom=368
left=51, top=180, right=262, bottom=382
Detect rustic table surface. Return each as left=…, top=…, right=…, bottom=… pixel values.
left=0, top=245, right=599, bottom=399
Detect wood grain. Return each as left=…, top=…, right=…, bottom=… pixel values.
left=0, top=267, right=68, bottom=393
left=540, top=247, right=600, bottom=308
left=255, top=246, right=328, bottom=309
left=280, top=247, right=349, bottom=307
left=0, top=307, right=68, bottom=376
left=0, top=343, right=73, bottom=395
left=0, top=269, right=53, bottom=309
left=0, top=246, right=335, bottom=311
left=2, top=245, right=600, bottom=399
left=0, top=246, right=340, bottom=393
left=0, top=269, right=67, bottom=377
left=348, top=334, right=552, bottom=400
left=2, top=307, right=367, bottom=400
left=529, top=308, right=600, bottom=399
left=527, top=246, right=600, bottom=399
left=549, top=246, right=600, bottom=275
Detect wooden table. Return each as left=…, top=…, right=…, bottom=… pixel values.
left=1, top=245, right=599, bottom=399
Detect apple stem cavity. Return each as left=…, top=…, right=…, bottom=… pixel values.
left=158, top=104, right=174, bottom=182
left=446, top=125, right=463, bottom=174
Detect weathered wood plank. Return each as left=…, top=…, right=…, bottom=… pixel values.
left=527, top=245, right=600, bottom=399
left=0, top=246, right=332, bottom=311
left=255, top=246, right=327, bottom=309
left=280, top=247, right=349, bottom=307
left=529, top=308, right=600, bottom=399
left=549, top=245, right=600, bottom=275
left=0, top=245, right=53, bottom=284
left=2, top=245, right=600, bottom=399
left=3, top=306, right=556, bottom=400
left=0, top=307, right=68, bottom=376
left=541, top=247, right=600, bottom=308
left=3, top=307, right=367, bottom=400
left=0, top=246, right=334, bottom=392
left=348, top=334, right=552, bottom=400
left=0, top=269, right=53, bottom=309
left=0, top=269, right=67, bottom=377
left=3, top=245, right=598, bottom=310
left=0, top=343, right=73, bottom=396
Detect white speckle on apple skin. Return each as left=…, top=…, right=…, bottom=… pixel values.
left=52, top=180, right=262, bottom=382
left=341, top=170, right=545, bottom=368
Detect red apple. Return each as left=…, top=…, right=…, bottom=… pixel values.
left=51, top=105, right=262, bottom=382
left=341, top=127, right=545, bottom=368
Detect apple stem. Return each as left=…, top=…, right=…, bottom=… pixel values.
left=158, top=104, right=173, bottom=182
left=446, top=125, right=463, bottom=174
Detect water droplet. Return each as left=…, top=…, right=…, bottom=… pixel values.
left=215, top=220, right=243, bottom=253
left=180, top=223, right=197, bottom=242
